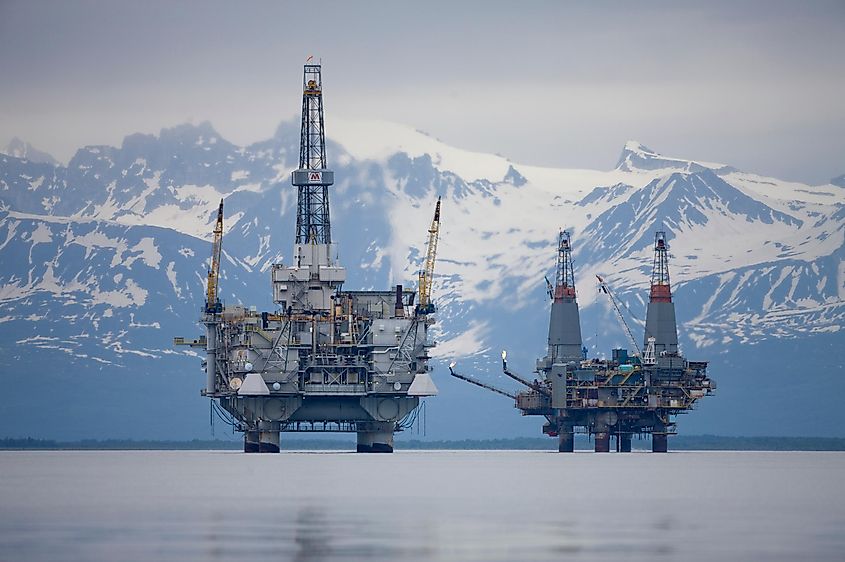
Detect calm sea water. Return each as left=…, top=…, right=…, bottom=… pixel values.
left=1, top=450, right=843, bottom=561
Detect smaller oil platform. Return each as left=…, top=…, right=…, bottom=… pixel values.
left=451, top=231, right=715, bottom=452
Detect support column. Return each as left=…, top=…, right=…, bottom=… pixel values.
left=244, top=430, right=260, bottom=453
left=594, top=430, right=610, bottom=453
left=652, top=422, right=668, bottom=453
left=356, top=422, right=394, bottom=453
left=558, top=428, right=575, bottom=453
left=652, top=432, right=668, bottom=453
left=619, top=433, right=632, bottom=453
left=258, top=421, right=281, bottom=453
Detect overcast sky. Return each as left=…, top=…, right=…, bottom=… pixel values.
left=1, top=0, right=843, bottom=184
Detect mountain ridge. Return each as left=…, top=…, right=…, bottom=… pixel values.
left=0, top=118, right=842, bottom=440
left=2, top=137, right=60, bottom=166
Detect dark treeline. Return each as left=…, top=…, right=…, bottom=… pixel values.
left=2, top=435, right=845, bottom=451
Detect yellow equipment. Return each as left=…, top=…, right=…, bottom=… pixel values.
left=206, top=199, right=224, bottom=314
left=417, top=197, right=441, bottom=315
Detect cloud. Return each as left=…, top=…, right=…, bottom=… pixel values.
left=1, top=1, right=843, bottom=183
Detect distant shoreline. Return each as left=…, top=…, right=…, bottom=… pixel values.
left=2, top=436, right=844, bottom=451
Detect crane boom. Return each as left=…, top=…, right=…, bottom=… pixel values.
left=596, top=274, right=641, bottom=357
left=205, top=199, right=224, bottom=314
left=544, top=276, right=554, bottom=301
left=417, top=196, right=441, bottom=315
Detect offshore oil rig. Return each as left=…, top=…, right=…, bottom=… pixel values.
left=175, top=62, right=440, bottom=453
left=451, top=231, right=714, bottom=452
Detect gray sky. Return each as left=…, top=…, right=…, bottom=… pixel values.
left=1, top=0, right=843, bottom=184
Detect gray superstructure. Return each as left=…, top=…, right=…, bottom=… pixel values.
left=546, top=231, right=583, bottom=362
left=644, top=231, right=679, bottom=356
left=176, top=63, right=438, bottom=453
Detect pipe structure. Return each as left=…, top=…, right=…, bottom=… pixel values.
left=205, top=320, right=217, bottom=394
left=501, top=351, right=550, bottom=396
left=449, top=363, right=516, bottom=399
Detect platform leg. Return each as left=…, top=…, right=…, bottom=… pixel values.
left=594, top=431, right=610, bottom=453
left=244, top=430, right=260, bottom=453
left=652, top=433, right=668, bottom=453
left=356, top=423, right=394, bottom=453
left=558, top=430, right=575, bottom=453
left=258, top=421, right=280, bottom=453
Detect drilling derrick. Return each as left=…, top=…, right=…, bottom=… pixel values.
left=275, top=63, right=343, bottom=314
left=547, top=230, right=583, bottom=362
left=644, top=231, right=679, bottom=356
left=293, top=64, right=333, bottom=246
left=176, top=61, right=439, bottom=453
left=450, top=230, right=715, bottom=453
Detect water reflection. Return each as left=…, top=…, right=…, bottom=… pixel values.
left=293, top=507, right=330, bottom=562
left=0, top=451, right=843, bottom=562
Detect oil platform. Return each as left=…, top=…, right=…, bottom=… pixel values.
left=451, top=231, right=714, bottom=452
left=176, top=63, right=440, bottom=453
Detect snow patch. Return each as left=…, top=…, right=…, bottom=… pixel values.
left=430, top=321, right=491, bottom=359
left=130, top=237, right=162, bottom=269
left=129, top=313, right=161, bottom=329
left=91, top=279, right=148, bottom=308
left=165, top=261, right=181, bottom=298
left=330, top=118, right=512, bottom=182
left=27, top=176, right=45, bottom=191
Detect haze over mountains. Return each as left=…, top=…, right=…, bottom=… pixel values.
left=1, top=121, right=843, bottom=440
left=3, top=138, right=60, bottom=167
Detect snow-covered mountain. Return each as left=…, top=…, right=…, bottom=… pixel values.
left=1, top=120, right=843, bottom=440
left=2, top=137, right=60, bottom=167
